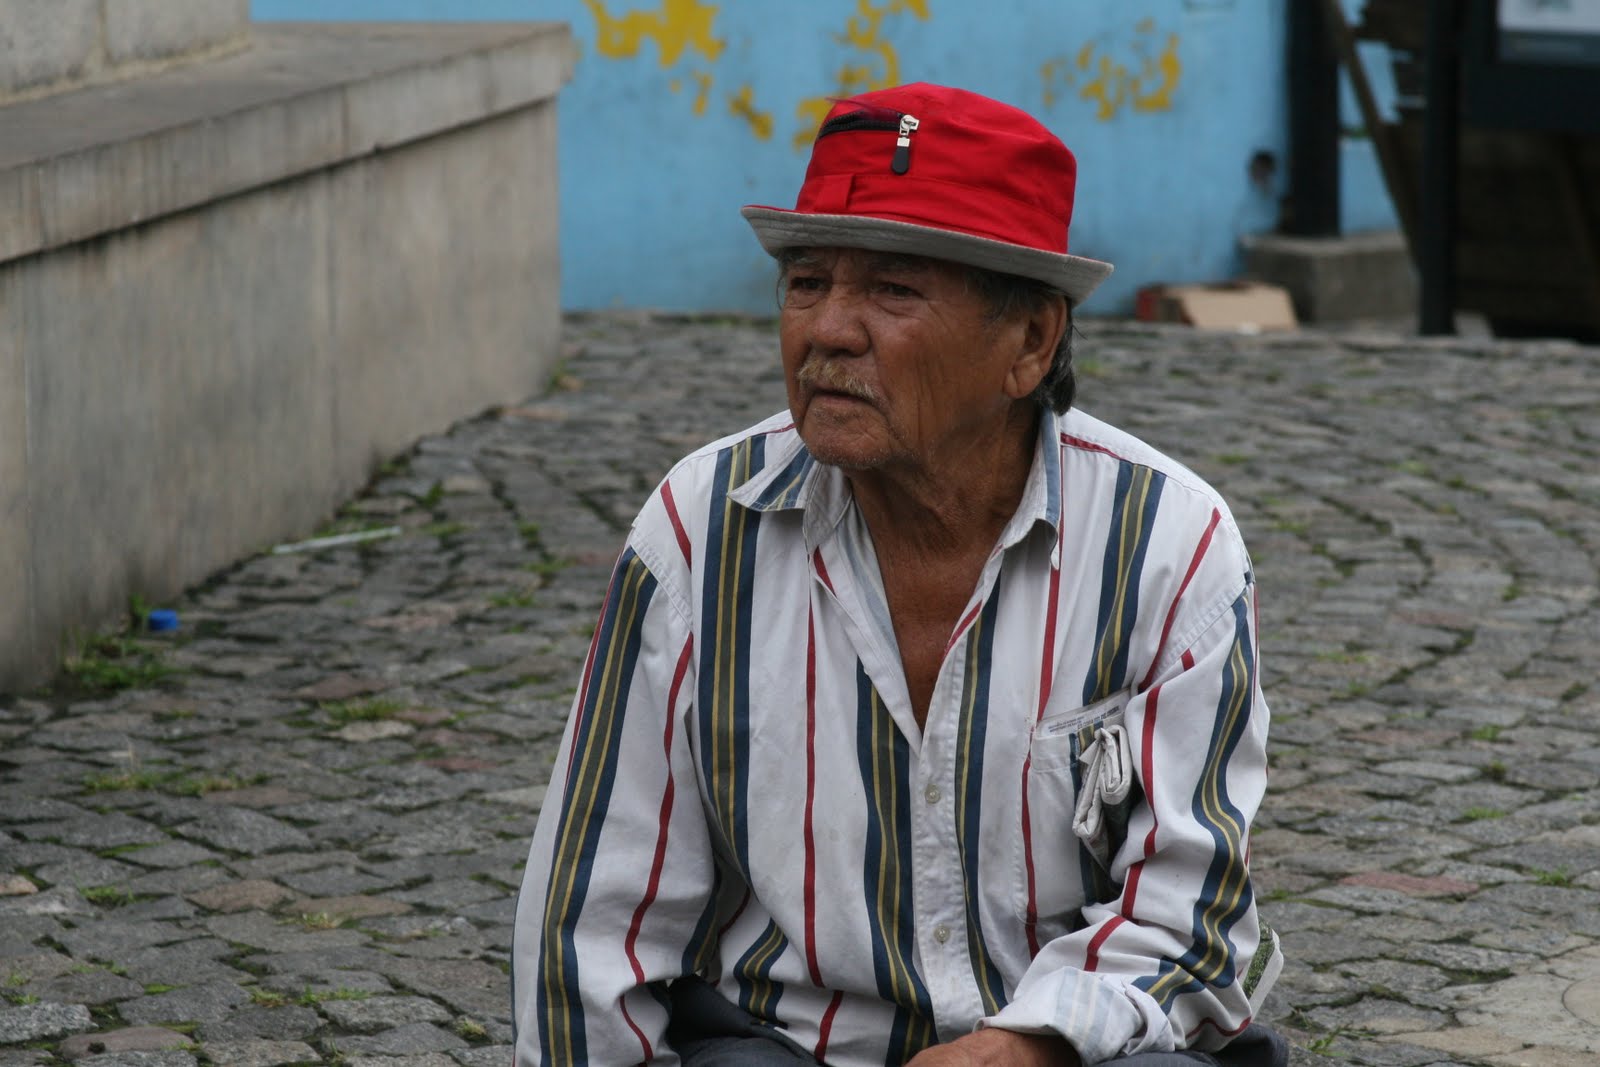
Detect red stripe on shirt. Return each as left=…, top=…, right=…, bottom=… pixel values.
left=661, top=480, right=693, bottom=565
left=622, top=636, right=695, bottom=984
left=1084, top=914, right=1126, bottom=971
left=619, top=998, right=652, bottom=1062
left=1022, top=529, right=1064, bottom=957
left=803, top=605, right=824, bottom=985
left=1187, top=1015, right=1252, bottom=1042
left=1140, top=509, right=1221, bottom=692
left=1060, top=432, right=1127, bottom=461
left=943, top=601, right=985, bottom=658
left=814, top=990, right=845, bottom=1061
left=1021, top=765, right=1040, bottom=957
left=812, top=548, right=836, bottom=594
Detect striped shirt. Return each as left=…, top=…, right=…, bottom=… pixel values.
left=512, top=406, right=1273, bottom=1066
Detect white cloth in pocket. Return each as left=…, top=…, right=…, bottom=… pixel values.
left=1071, top=722, right=1134, bottom=870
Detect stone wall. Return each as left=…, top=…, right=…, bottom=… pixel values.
left=0, top=0, right=250, bottom=101
left=0, top=22, right=574, bottom=692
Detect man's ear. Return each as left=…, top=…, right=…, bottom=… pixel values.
left=1002, top=295, right=1068, bottom=401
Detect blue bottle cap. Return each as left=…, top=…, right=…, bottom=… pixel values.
left=147, top=609, right=180, bottom=632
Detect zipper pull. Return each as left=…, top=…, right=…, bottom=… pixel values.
left=892, top=114, right=919, bottom=175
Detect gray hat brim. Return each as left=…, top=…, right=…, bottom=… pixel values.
left=742, top=206, right=1114, bottom=307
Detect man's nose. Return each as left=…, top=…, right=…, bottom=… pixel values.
left=805, top=285, right=870, bottom=357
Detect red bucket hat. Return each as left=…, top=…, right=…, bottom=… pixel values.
left=743, top=83, right=1114, bottom=305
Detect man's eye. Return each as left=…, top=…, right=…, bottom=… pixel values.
left=787, top=275, right=825, bottom=291
left=876, top=281, right=921, bottom=299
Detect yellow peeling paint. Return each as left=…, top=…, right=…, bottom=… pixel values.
left=1132, top=34, right=1181, bottom=113
left=1041, top=22, right=1181, bottom=121
left=728, top=84, right=774, bottom=140
left=792, top=0, right=932, bottom=150
left=692, top=70, right=714, bottom=115
left=585, top=0, right=725, bottom=66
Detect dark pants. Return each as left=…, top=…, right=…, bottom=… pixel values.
left=667, top=979, right=1289, bottom=1066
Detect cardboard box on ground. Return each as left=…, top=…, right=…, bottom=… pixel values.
left=1135, top=281, right=1298, bottom=332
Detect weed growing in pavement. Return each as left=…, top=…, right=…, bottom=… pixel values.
left=1468, top=724, right=1503, bottom=742
left=1, top=974, right=32, bottom=1005
left=62, top=634, right=176, bottom=694
left=453, top=1018, right=489, bottom=1041
left=1484, top=760, right=1508, bottom=782
left=83, top=768, right=247, bottom=797
left=80, top=886, right=137, bottom=908
left=319, top=698, right=406, bottom=725
left=489, top=588, right=538, bottom=610
left=423, top=521, right=466, bottom=540
left=1533, top=868, right=1574, bottom=888
left=1460, top=807, right=1505, bottom=822
left=248, top=987, right=292, bottom=1008
left=144, top=984, right=179, bottom=995
left=523, top=556, right=574, bottom=580
left=291, top=912, right=346, bottom=931
left=1314, top=648, right=1371, bottom=665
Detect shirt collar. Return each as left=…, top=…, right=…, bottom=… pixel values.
left=728, top=409, right=1064, bottom=551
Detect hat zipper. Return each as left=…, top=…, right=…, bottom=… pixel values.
left=892, top=114, right=919, bottom=175
left=816, top=107, right=920, bottom=175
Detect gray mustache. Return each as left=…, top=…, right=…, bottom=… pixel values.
left=796, top=359, right=879, bottom=403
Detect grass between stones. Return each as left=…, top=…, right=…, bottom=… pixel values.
left=319, top=698, right=407, bottom=725
left=80, top=886, right=140, bottom=908
left=61, top=634, right=178, bottom=694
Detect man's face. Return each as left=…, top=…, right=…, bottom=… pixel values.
left=779, top=248, right=1023, bottom=476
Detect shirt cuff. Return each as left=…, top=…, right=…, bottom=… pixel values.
left=982, top=969, right=1173, bottom=1065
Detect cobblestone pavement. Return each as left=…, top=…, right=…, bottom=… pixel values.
left=4, top=313, right=1599, bottom=1067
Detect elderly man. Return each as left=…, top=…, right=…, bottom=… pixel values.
left=513, top=84, right=1285, bottom=1066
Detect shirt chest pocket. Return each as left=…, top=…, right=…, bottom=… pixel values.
left=1010, top=690, right=1134, bottom=930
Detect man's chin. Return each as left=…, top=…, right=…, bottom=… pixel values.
left=798, top=432, right=891, bottom=472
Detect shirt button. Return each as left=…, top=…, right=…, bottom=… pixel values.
left=933, top=924, right=951, bottom=944
left=924, top=783, right=942, bottom=805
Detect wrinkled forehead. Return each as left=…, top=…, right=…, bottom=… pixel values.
left=777, top=246, right=959, bottom=277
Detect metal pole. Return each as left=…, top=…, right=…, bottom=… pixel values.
left=1420, top=0, right=1462, bottom=335
left=1287, top=0, right=1342, bottom=235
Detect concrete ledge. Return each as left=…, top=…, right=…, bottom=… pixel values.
left=0, top=0, right=251, bottom=105
left=1242, top=230, right=1419, bottom=323
left=1, top=23, right=572, bottom=693
left=104, top=0, right=250, bottom=65
left=0, top=22, right=576, bottom=265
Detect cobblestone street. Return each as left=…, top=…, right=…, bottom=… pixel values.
left=3, top=314, right=1599, bottom=1067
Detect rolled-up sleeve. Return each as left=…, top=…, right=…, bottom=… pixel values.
left=986, top=570, right=1271, bottom=1063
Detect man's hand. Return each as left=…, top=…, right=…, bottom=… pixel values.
left=905, top=1027, right=1082, bottom=1067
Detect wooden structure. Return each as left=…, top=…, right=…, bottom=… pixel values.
left=1325, top=0, right=1600, bottom=339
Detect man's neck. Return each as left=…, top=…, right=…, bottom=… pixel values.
left=846, top=403, right=1040, bottom=561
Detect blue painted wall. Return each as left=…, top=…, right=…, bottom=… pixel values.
left=251, top=0, right=1399, bottom=314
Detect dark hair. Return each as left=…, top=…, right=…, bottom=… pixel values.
left=965, top=267, right=1076, bottom=414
